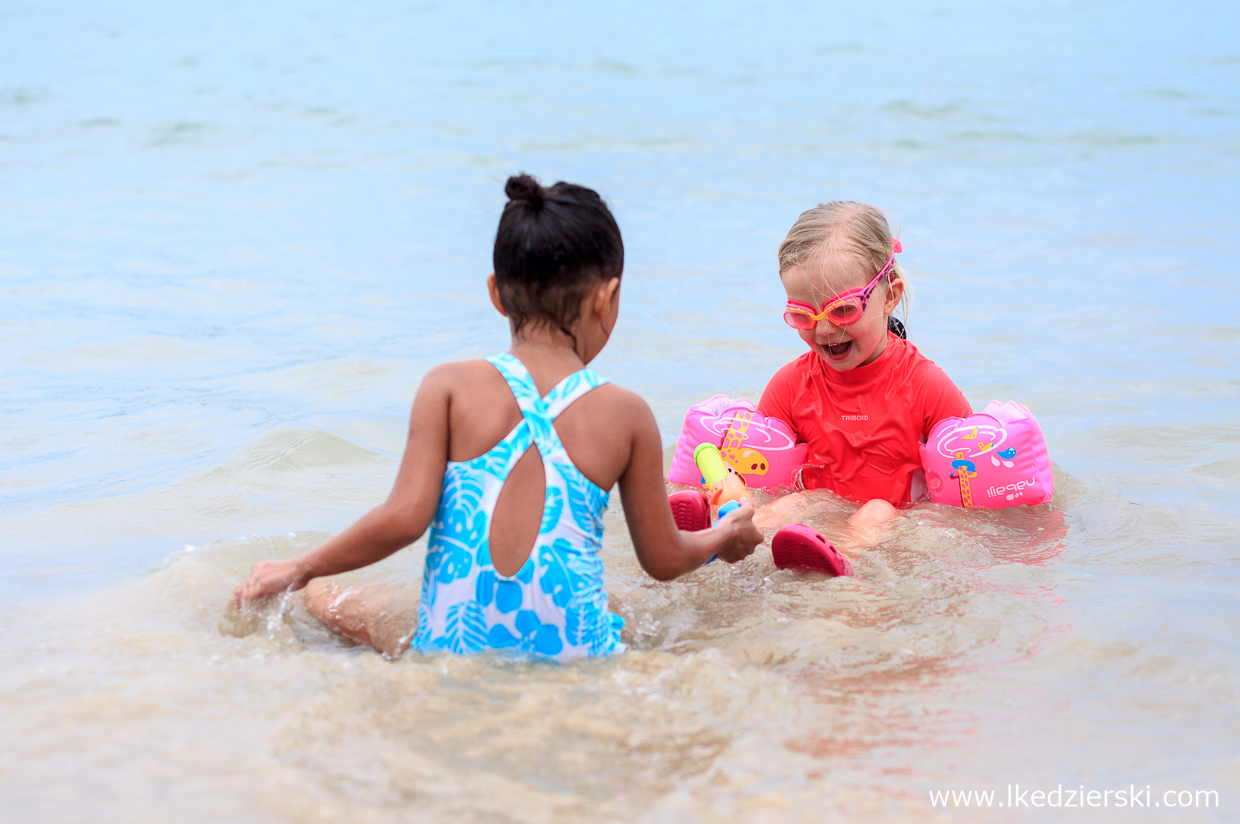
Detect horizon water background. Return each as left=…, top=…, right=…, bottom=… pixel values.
left=2, top=1, right=1238, bottom=821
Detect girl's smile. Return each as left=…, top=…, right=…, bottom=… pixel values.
left=822, top=338, right=855, bottom=362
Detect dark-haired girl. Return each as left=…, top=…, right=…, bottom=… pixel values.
left=232, top=175, right=763, bottom=661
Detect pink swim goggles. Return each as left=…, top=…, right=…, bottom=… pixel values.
left=783, top=240, right=902, bottom=329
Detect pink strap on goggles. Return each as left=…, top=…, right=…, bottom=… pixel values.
left=783, top=239, right=902, bottom=329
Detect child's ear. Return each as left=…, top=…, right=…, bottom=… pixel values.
left=591, top=277, right=621, bottom=321
left=884, top=276, right=905, bottom=314
left=486, top=273, right=508, bottom=317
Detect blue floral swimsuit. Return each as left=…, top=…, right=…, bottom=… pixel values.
left=410, top=353, right=626, bottom=662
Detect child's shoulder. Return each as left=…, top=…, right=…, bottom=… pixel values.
left=887, top=336, right=952, bottom=379
left=569, top=377, right=649, bottom=417
left=418, top=358, right=500, bottom=392
left=553, top=377, right=653, bottom=439
left=592, top=380, right=648, bottom=411
left=421, top=358, right=645, bottom=410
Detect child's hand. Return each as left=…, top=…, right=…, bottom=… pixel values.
left=713, top=498, right=764, bottom=564
left=231, top=557, right=306, bottom=611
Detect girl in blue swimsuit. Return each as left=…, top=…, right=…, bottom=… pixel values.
left=232, top=174, right=764, bottom=662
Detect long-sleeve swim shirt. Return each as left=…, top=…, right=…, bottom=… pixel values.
left=758, top=333, right=971, bottom=505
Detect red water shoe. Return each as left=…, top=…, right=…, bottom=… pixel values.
left=668, top=490, right=710, bottom=531
left=771, top=524, right=854, bottom=577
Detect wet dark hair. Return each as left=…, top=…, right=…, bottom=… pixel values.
left=493, top=173, right=623, bottom=343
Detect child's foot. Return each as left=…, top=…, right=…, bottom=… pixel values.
left=771, top=524, right=854, bottom=577
left=668, top=490, right=710, bottom=531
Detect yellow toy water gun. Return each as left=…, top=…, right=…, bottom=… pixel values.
left=694, top=443, right=749, bottom=521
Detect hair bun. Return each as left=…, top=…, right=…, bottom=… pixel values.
left=505, top=173, right=544, bottom=211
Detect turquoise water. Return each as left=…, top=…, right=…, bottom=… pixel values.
left=2, top=1, right=1238, bottom=821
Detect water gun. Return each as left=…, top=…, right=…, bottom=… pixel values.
left=694, top=443, right=749, bottom=521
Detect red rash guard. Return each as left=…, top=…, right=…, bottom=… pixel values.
left=758, top=333, right=971, bottom=505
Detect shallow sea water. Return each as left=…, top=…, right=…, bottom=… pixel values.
left=2, top=1, right=1238, bottom=821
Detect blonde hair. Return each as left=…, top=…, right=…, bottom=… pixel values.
left=777, top=201, right=909, bottom=323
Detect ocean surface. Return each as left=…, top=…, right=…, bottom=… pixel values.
left=2, top=1, right=1237, bottom=821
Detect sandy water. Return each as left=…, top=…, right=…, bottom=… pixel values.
left=2, top=1, right=1238, bottom=821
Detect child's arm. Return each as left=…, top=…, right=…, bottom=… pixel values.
left=616, top=395, right=763, bottom=580
left=231, top=366, right=453, bottom=609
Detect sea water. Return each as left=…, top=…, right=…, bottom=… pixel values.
left=1, top=0, right=1237, bottom=821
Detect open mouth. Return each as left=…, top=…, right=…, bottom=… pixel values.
left=824, top=340, right=853, bottom=362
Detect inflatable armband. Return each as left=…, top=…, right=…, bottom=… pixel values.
left=668, top=395, right=806, bottom=489
left=920, top=401, right=1053, bottom=508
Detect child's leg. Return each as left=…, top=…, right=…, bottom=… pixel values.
left=752, top=491, right=811, bottom=530
left=756, top=493, right=898, bottom=532
left=843, top=498, right=899, bottom=545
left=848, top=498, right=899, bottom=528
left=303, top=579, right=418, bottom=659
left=760, top=494, right=899, bottom=572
